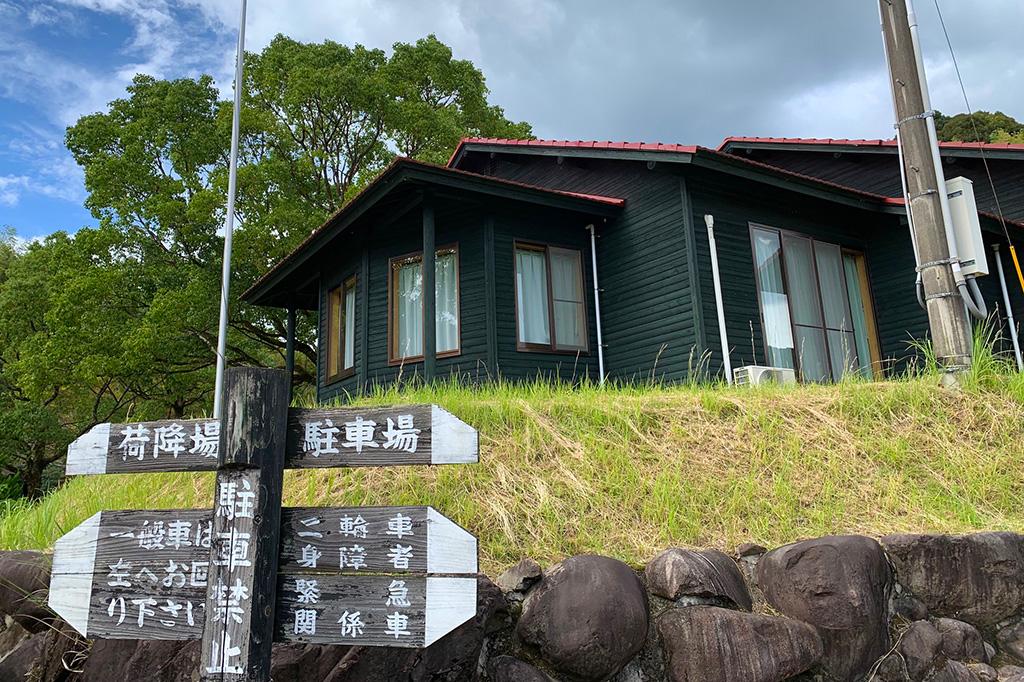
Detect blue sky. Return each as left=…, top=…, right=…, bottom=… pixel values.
left=1, top=0, right=1021, bottom=242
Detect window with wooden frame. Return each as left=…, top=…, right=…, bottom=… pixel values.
left=325, top=275, right=357, bottom=382
left=749, top=224, right=881, bottom=381
left=388, top=246, right=460, bottom=363
left=514, top=242, right=588, bottom=353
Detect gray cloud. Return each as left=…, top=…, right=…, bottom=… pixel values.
left=185, top=0, right=1024, bottom=146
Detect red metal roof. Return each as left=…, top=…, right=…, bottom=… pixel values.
left=447, top=136, right=1024, bottom=230
left=717, top=136, right=1024, bottom=153
left=448, top=137, right=699, bottom=166
left=242, top=156, right=624, bottom=304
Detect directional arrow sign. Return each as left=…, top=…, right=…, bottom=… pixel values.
left=275, top=574, right=476, bottom=648
left=49, top=506, right=477, bottom=645
left=66, top=405, right=477, bottom=476
left=279, top=506, right=477, bottom=575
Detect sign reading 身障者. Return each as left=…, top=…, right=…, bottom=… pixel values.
left=49, top=368, right=481, bottom=682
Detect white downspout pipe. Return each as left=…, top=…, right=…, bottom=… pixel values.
left=993, top=243, right=1023, bottom=371
left=587, top=224, right=606, bottom=384
left=705, top=214, right=732, bottom=384
left=906, top=0, right=984, bottom=320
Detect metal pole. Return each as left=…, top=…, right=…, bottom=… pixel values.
left=993, top=244, right=1023, bottom=371
left=285, top=306, right=296, bottom=399
left=587, top=224, right=605, bottom=384
left=705, top=215, right=732, bottom=384
left=213, top=0, right=248, bottom=419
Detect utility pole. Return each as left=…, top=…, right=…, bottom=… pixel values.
left=879, top=0, right=972, bottom=374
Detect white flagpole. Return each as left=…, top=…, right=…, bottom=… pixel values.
left=213, top=0, right=248, bottom=419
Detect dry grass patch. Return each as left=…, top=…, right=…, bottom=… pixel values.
left=2, top=374, right=1023, bottom=576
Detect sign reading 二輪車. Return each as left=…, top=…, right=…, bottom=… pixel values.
left=48, top=369, right=481, bottom=682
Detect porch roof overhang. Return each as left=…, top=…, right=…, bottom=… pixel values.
left=242, top=157, right=624, bottom=310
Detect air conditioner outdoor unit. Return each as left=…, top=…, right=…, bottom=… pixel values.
left=733, top=365, right=797, bottom=386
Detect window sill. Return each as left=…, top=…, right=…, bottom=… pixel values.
left=387, top=350, right=463, bottom=367
left=325, top=368, right=356, bottom=385
left=515, top=345, right=590, bottom=356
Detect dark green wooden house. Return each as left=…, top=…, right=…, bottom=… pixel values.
left=243, top=138, right=1024, bottom=402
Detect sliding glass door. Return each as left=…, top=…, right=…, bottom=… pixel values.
left=751, top=226, right=878, bottom=381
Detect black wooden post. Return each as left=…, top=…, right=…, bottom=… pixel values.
left=483, top=215, right=497, bottom=377
left=422, top=199, right=436, bottom=383
left=200, top=367, right=289, bottom=682
left=284, top=307, right=296, bottom=398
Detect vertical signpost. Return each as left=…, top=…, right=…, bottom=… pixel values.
left=50, top=367, right=480, bottom=681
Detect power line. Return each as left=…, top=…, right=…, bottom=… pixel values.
left=932, top=0, right=1011, bottom=244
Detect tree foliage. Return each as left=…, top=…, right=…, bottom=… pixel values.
left=935, top=110, right=1024, bottom=143
left=0, top=34, right=530, bottom=498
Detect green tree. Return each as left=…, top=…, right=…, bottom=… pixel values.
left=936, top=110, right=1024, bottom=142
left=0, top=35, right=530, bottom=497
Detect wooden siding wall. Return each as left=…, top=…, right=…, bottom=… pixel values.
left=483, top=156, right=698, bottom=382
left=684, top=171, right=934, bottom=377
left=493, top=208, right=599, bottom=383
left=315, top=200, right=602, bottom=402
left=740, top=150, right=1024, bottom=223
left=316, top=203, right=491, bottom=403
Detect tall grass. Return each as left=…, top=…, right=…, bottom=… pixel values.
left=2, top=341, right=1023, bottom=574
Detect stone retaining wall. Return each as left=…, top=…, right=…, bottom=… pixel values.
left=3, top=532, right=1024, bottom=681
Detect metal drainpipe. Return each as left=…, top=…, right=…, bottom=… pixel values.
left=905, top=0, right=984, bottom=319
left=705, top=214, right=732, bottom=384
left=587, top=224, right=606, bottom=384
left=993, top=243, right=1024, bottom=371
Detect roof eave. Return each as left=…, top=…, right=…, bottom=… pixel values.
left=453, top=142, right=695, bottom=166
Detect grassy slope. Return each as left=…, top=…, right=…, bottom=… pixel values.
left=2, top=371, right=1024, bottom=576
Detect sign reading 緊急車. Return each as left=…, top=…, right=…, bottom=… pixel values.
left=66, top=406, right=477, bottom=475
left=49, top=369, right=481, bottom=682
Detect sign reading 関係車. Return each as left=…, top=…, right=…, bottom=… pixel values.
left=67, top=406, right=476, bottom=475
left=49, top=369, right=481, bottom=682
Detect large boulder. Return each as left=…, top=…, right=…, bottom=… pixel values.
left=83, top=639, right=201, bottom=681
left=0, top=550, right=53, bottom=632
left=490, top=655, right=552, bottom=682
left=881, top=533, right=1024, bottom=627
left=997, top=620, right=1024, bottom=663
left=757, top=535, right=891, bottom=681
left=934, top=618, right=989, bottom=663
left=899, top=620, right=944, bottom=681
left=657, top=605, right=821, bottom=682
left=517, top=555, right=648, bottom=681
left=644, top=548, right=752, bottom=610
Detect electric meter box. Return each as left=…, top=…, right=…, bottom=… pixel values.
left=945, top=176, right=989, bottom=277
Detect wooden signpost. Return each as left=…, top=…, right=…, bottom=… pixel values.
left=49, top=368, right=480, bottom=681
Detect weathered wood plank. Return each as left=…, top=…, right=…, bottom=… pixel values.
left=66, top=406, right=478, bottom=476
left=200, top=368, right=289, bottom=682
left=279, top=506, right=476, bottom=575
left=274, top=575, right=476, bottom=648
left=49, top=505, right=477, bottom=645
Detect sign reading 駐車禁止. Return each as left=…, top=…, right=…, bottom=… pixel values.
left=48, top=505, right=477, bottom=645
left=49, top=369, right=481, bottom=682
left=66, top=406, right=476, bottom=475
